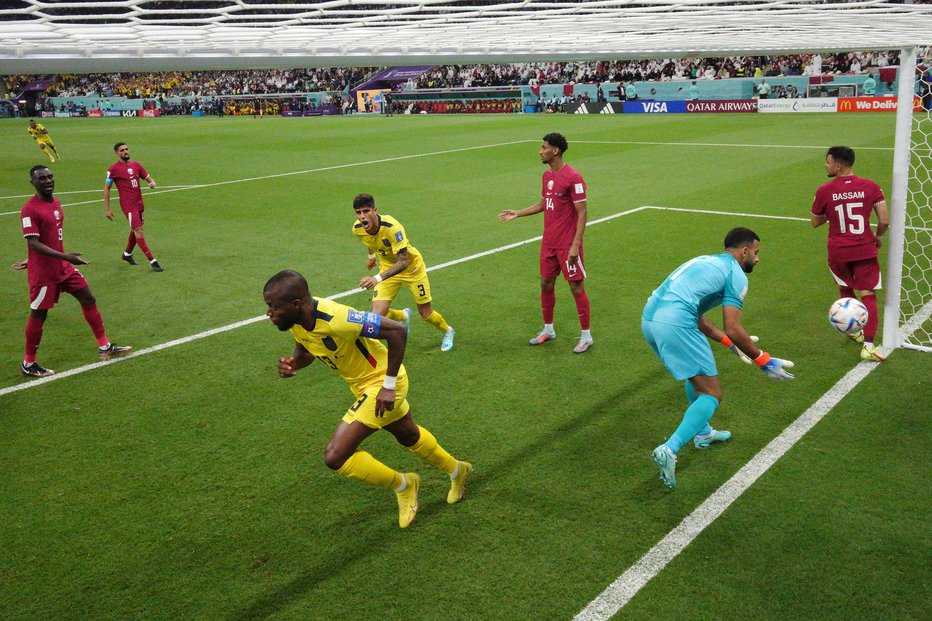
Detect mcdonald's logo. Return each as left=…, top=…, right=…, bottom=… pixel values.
left=839, top=99, right=853, bottom=112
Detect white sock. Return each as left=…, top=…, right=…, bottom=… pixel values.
left=580, top=329, right=592, bottom=340
left=123, top=251, right=131, bottom=257
left=449, top=462, right=459, bottom=479
left=394, top=475, right=407, bottom=492
left=544, top=323, right=555, bottom=335
left=149, top=258, right=158, bottom=264
left=864, top=341, right=874, bottom=348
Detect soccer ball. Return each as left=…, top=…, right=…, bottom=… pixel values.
left=829, top=297, right=868, bottom=334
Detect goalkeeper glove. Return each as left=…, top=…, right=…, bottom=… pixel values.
left=720, top=335, right=759, bottom=364
left=753, top=352, right=796, bottom=380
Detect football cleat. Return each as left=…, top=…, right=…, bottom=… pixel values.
left=440, top=327, right=455, bottom=352
left=652, top=444, right=677, bottom=490
left=694, top=429, right=732, bottom=449
left=121, top=253, right=138, bottom=266
left=529, top=330, right=556, bottom=346
left=401, top=307, right=411, bottom=336
left=150, top=260, right=163, bottom=272
left=99, top=343, right=133, bottom=358
left=21, top=361, right=54, bottom=377
left=573, top=337, right=593, bottom=354
left=860, top=345, right=886, bottom=362
left=395, top=473, right=420, bottom=528
left=447, top=461, right=473, bottom=504
left=847, top=330, right=864, bottom=345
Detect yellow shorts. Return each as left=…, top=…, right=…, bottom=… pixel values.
left=342, top=373, right=411, bottom=429
left=372, top=266, right=432, bottom=305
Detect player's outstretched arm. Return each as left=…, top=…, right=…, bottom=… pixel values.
left=499, top=199, right=545, bottom=221
left=700, top=315, right=758, bottom=363
left=26, top=236, right=88, bottom=265
left=375, top=317, right=407, bottom=417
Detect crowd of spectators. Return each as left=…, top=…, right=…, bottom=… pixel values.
left=2, top=51, right=910, bottom=103
left=411, top=51, right=902, bottom=89
left=41, top=67, right=376, bottom=98
left=403, top=98, right=522, bottom=114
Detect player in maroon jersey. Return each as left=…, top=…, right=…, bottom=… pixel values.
left=811, top=146, right=889, bottom=361
left=104, top=142, right=163, bottom=272
left=19, top=165, right=132, bottom=377
left=499, top=132, right=592, bottom=353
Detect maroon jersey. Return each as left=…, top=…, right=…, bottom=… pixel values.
left=541, top=164, right=587, bottom=248
left=21, top=195, right=76, bottom=287
left=812, top=175, right=885, bottom=262
left=107, top=160, right=149, bottom=212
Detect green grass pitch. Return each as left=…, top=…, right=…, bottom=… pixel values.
left=1, top=113, right=929, bottom=620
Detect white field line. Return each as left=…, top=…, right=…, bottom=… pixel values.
left=0, top=205, right=651, bottom=398
left=0, top=185, right=193, bottom=201
left=0, top=140, right=534, bottom=217
left=574, top=360, right=885, bottom=621
left=574, top=140, right=894, bottom=151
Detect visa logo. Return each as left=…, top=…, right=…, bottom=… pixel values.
left=641, top=102, right=668, bottom=113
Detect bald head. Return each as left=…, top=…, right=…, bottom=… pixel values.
left=264, top=270, right=310, bottom=302
left=264, top=270, right=312, bottom=332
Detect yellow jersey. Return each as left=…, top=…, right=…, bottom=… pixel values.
left=290, top=298, right=407, bottom=395
left=27, top=123, right=52, bottom=143
left=352, top=214, right=425, bottom=273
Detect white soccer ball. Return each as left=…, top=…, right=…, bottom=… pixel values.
left=829, top=297, right=868, bottom=335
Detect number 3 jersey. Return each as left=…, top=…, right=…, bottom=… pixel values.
left=289, top=298, right=408, bottom=395
left=106, top=160, right=149, bottom=212
left=811, top=175, right=885, bottom=262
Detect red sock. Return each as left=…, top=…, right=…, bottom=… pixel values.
left=839, top=286, right=855, bottom=298
left=24, top=315, right=44, bottom=364
left=541, top=288, right=555, bottom=324
left=861, top=294, right=879, bottom=341
left=125, top=231, right=137, bottom=254
left=136, top=237, right=154, bottom=261
left=81, top=304, right=109, bottom=347
left=573, top=289, right=591, bottom=330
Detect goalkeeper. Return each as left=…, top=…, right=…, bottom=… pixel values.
left=641, top=227, right=795, bottom=491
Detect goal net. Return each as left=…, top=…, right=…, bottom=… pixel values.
left=887, top=47, right=932, bottom=352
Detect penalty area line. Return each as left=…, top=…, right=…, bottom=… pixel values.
left=0, top=205, right=650, bottom=399
left=574, top=359, right=884, bottom=620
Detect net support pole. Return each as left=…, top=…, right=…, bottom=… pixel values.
left=883, top=46, right=917, bottom=349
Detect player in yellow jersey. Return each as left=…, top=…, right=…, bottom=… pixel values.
left=352, top=193, right=456, bottom=351
left=27, top=120, right=62, bottom=162
left=263, top=269, right=472, bottom=528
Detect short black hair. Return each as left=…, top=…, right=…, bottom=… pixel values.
left=29, top=164, right=49, bottom=179
left=724, top=227, right=760, bottom=249
left=543, top=132, right=568, bottom=155
left=113, top=142, right=127, bottom=152
left=353, top=193, right=375, bottom=210
left=827, top=146, right=855, bottom=167
left=264, top=269, right=310, bottom=300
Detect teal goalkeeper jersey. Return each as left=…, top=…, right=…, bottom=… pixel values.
left=642, top=252, right=748, bottom=327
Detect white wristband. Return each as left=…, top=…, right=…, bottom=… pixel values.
left=374, top=274, right=383, bottom=283
left=382, top=375, right=397, bottom=390
left=368, top=252, right=376, bottom=259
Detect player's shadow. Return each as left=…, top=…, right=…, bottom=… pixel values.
left=233, top=368, right=664, bottom=620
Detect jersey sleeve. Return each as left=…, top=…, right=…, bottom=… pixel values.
left=341, top=308, right=382, bottom=339
left=869, top=180, right=885, bottom=206
left=21, top=204, right=39, bottom=238
left=389, top=223, right=409, bottom=255
left=811, top=185, right=827, bottom=216
left=570, top=171, right=587, bottom=203
left=138, top=164, right=149, bottom=179
left=722, top=266, right=748, bottom=309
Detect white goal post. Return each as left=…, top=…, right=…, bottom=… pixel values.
left=884, top=46, right=932, bottom=353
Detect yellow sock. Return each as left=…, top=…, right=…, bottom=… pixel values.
left=385, top=308, right=406, bottom=321
left=409, top=426, right=457, bottom=475
left=337, top=451, right=402, bottom=489
left=424, top=310, right=450, bottom=333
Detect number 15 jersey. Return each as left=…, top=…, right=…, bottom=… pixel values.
left=811, top=175, right=885, bottom=262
